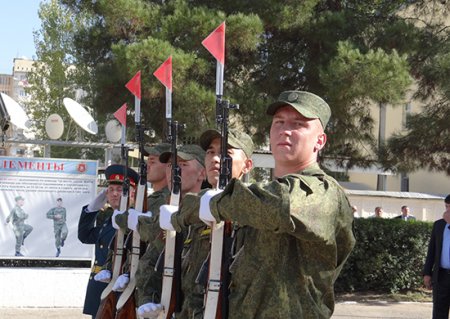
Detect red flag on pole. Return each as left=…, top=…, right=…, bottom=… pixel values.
left=153, top=56, right=173, bottom=91
left=125, top=71, right=141, bottom=99
left=114, top=103, right=127, bottom=127
left=202, top=22, right=225, bottom=65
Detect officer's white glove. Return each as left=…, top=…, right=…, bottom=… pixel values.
left=128, top=208, right=152, bottom=231
left=112, top=273, right=129, bottom=292
left=112, top=209, right=125, bottom=230
left=94, top=269, right=111, bottom=283
left=87, top=189, right=107, bottom=212
left=137, top=302, right=163, bottom=318
left=159, top=205, right=178, bottom=231
left=199, top=189, right=223, bottom=226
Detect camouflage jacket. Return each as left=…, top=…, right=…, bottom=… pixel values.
left=7, top=206, right=28, bottom=226
left=46, top=207, right=67, bottom=225
left=209, top=163, right=355, bottom=319
left=171, top=189, right=211, bottom=319
left=135, top=187, right=170, bottom=306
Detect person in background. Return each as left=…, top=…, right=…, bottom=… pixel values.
left=423, top=194, right=450, bottom=319
left=394, top=205, right=416, bottom=221
left=46, top=198, right=68, bottom=257
left=370, top=206, right=384, bottom=218
left=5, top=195, right=33, bottom=257
left=77, top=164, right=138, bottom=318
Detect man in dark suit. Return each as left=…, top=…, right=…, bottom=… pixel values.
left=423, top=194, right=450, bottom=319
left=78, top=164, right=139, bottom=318
left=394, top=205, right=416, bottom=221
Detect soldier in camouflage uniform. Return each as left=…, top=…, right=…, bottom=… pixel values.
left=99, top=144, right=172, bottom=297
left=165, top=128, right=254, bottom=319
left=136, top=144, right=207, bottom=317
left=6, top=195, right=33, bottom=257
left=199, top=91, right=356, bottom=318
left=46, top=198, right=68, bottom=257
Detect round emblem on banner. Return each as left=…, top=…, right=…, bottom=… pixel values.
left=288, top=92, right=298, bottom=102
left=77, top=163, right=87, bottom=173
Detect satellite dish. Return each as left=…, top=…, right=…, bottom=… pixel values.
left=45, top=114, right=64, bottom=139
left=0, top=93, right=31, bottom=130
left=63, top=97, right=98, bottom=135
left=105, top=119, right=122, bottom=143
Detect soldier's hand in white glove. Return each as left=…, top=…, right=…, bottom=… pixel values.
left=112, top=273, right=129, bottom=292
left=128, top=208, right=152, bottom=231
left=94, top=269, right=111, bottom=283
left=87, top=189, right=107, bottom=212
left=199, top=189, right=223, bottom=226
left=159, top=205, right=178, bottom=231
left=137, top=302, right=163, bottom=318
left=112, top=209, right=125, bottom=230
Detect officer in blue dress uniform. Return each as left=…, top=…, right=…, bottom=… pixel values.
left=78, top=164, right=139, bottom=318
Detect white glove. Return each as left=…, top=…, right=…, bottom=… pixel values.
left=159, top=205, right=178, bottom=231
left=94, top=269, right=111, bottom=283
left=87, top=189, right=107, bottom=212
left=112, top=209, right=125, bottom=230
left=128, top=208, right=152, bottom=231
left=137, top=302, right=163, bottom=318
left=199, top=189, right=223, bottom=226
left=112, top=273, right=129, bottom=292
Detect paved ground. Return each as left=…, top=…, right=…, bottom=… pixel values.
left=0, top=301, right=434, bottom=319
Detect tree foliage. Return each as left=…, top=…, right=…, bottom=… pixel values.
left=36, top=0, right=448, bottom=172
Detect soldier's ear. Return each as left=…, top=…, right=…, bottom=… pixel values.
left=242, top=158, right=253, bottom=175
left=314, top=133, right=327, bottom=152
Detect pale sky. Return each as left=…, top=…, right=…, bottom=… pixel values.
left=0, top=1, right=42, bottom=74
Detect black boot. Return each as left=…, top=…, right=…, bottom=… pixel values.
left=56, top=248, right=61, bottom=257
left=61, top=239, right=65, bottom=247
left=15, top=251, right=23, bottom=257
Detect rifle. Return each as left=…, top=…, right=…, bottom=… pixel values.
left=202, top=21, right=238, bottom=319
left=115, top=71, right=146, bottom=319
left=154, top=56, right=184, bottom=319
left=96, top=104, right=131, bottom=319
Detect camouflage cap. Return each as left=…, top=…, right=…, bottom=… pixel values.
left=266, top=91, right=331, bottom=129
left=159, top=144, right=206, bottom=167
left=199, top=128, right=254, bottom=158
left=15, top=195, right=24, bottom=201
left=143, top=143, right=171, bottom=156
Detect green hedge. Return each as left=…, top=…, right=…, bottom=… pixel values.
left=335, top=218, right=433, bottom=293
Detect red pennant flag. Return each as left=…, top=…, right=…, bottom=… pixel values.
left=202, top=22, right=225, bottom=65
left=125, top=71, right=141, bottom=99
left=153, top=56, right=172, bottom=91
left=113, top=103, right=127, bottom=127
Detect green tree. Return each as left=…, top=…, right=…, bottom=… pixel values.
left=58, top=0, right=449, bottom=173
left=27, top=0, right=101, bottom=159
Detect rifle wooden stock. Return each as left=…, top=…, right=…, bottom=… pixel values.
left=96, top=290, right=117, bottom=319
left=158, top=192, right=181, bottom=319
left=114, top=291, right=136, bottom=319
left=115, top=183, right=146, bottom=316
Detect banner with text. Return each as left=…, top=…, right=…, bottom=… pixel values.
left=0, top=156, right=98, bottom=258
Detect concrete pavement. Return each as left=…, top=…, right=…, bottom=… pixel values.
left=0, top=301, right=434, bottom=319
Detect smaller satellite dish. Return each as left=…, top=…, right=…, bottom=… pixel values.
left=63, top=97, right=98, bottom=135
left=0, top=93, right=31, bottom=130
left=105, top=119, right=122, bottom=143
left=45, top=114, right=64, bottom=139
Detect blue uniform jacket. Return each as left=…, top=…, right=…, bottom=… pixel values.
left=78, top=205, right=116, bottom=316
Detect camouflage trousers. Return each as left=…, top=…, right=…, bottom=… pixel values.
left=13, top=224, right=33, bottom=252
left=53, top=223, right=68, bottom=248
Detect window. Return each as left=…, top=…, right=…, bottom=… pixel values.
left=402, top=103, right=412, bottom=129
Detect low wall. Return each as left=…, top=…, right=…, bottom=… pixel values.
left=0, top=267, right=90, bottom=307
